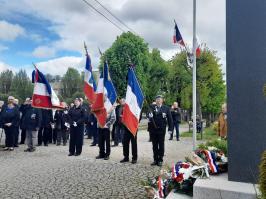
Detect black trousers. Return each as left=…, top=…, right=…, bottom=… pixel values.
left=20, top=128, right=26, bottom=144
left=4, top=126, right=15, bottom=147
left=98, top=128, right=110, bottom=157
left=123, top=128, right=137, bottom=160
left=14, top=127, right=19, bottom=146
left=69, top=126, right=84, bottom=155
left=38, top=127, right=50, bottom=145
left=56, top=129, right=67, bottom=144
left=150, top=132, right=165, bottom=162
left=52, top=129, right=57, bottom=143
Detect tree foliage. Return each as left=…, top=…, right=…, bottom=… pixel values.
left=10, top=69, right=33, bottom=102
left=102, top=32, right=151, bottom=99
left=0, top=70, right=13, bottom=94
left=61, top=68, right=82, bottom=99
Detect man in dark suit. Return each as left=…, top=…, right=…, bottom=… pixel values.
left=148, top=95, right=173, bottom=167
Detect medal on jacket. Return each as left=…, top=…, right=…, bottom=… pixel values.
left=31, top=114, right=36, bottom=119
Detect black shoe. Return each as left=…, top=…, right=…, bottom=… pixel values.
left=131, top=159, right=137, bottom=164
left=53, top=142, right=56, bottom=144
left=169, top=138, right=173, bottom=140
left=44, top=144, right=48, bottom=146
left=29, top=148, right=36, bottom=152
left=63, top=143, right=66, bottom=146
left=96, top=155, right=104, bottom=159
left=37, top=144, right=42, bottom=146
left=24, top=148, right=31, bottom=152
left=68, top=153, right=74, bottom=156
left=151, top=161, right=158, bottom=166
left=14, top=145, right=19, bottom=147
left=157, top=161, right=163, bottom=167
left=112, top=144, right=118, bottom=147
left=19, top=142, right=24, bottom=145
left=120, top=158, right=129, bottom=163
left=104, top=156, right=109, bottom=160
left=176, top=138, right=180, bottom=141
left=75, top=153, right=81, bottom=156
left=56, top=143, right=61, bottom=146
left=90, top=143, right=96, bottom=146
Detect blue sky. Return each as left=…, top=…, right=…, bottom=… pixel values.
left=0, top=0, right=225, bottom=76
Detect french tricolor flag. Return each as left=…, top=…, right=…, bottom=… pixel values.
left=84, top=52, right=97, bottom=104
left=173, top=20, right=185, bottom=46
left=32, top=67, right=63, bottom=109
left=121, top=67, right=144, bottom=136
left=92, top=61, right=117, bottom=127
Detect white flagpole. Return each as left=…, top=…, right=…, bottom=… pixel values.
left=192, top=0, right=197, bottom=150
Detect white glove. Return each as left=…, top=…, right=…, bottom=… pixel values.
left=91, top=122, right=93, bottom=125
left=148, top=113, right=153, bottom=118
left=168, top=131, right=173, bottom=135
left=73, top=122, right=77, bottom=127
left=64, top=122, right=70, bottom=128
left=51, top=123, right=55, bottom=129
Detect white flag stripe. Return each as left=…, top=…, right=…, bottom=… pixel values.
left=51, top=88, right=60, bottom=106
left=33, top=83, right=50, bottom=96
left=125, top=85, right=141, bottom=120
left=96, top=78, right=104, bottom=93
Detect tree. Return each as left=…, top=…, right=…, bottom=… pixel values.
left=102, top=32, right=151, bottom=100
left=0, top=70, right=13, bottom=94
left=10, top=69, right=33, bottom=102
left=170, top=47, right=226, bottom=123
left=61, top=68, right=82, bottom=99
left=146, top=48, right=170, bottom=104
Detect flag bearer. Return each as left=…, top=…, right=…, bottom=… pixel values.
left=96, top=108, right=116, bottom=160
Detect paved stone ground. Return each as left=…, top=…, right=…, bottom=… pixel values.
left=0, top=124, right=195, bottom=199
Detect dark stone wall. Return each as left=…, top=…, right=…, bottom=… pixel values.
left=227, top=0, right=266, bottom=183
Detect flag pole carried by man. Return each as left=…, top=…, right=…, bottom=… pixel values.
left=93, top=58, right=117, bottom=160
left=31, top=64, right=63, bottom=109
left=120, top=65, right=144, bottom=164
left=83, top=42, right=97, bottom=104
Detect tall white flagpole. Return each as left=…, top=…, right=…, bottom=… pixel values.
left=192, top=0, right=197, bottom=150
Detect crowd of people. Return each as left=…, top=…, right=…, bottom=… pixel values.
left=0, top=95, right=184, bottom=166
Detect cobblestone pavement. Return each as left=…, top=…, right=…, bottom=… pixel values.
left=0, top=124, right=194, bottom=199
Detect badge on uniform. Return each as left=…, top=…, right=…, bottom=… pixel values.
left=162, top=113, right=166, bottom=118
left=31, top=114, right=36, bottom=119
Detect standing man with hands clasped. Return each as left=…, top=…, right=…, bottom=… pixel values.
left=148, top=95, right=173, bottom=167
left=68, top=98, right=86, bottom=156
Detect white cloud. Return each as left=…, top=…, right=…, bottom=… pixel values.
left=35, top=56, right=84, bottom=76
left=0, top=61, right=9, bottom=72
left=0, top=20, right=25, bottom=41
left=32, top=46, right=56, bottom=58
left=1, top=0, right=226, bottom=74
left=0, top=44, right=8, bottom=52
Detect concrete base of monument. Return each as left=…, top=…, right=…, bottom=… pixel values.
left=193, top=173, right=258, bottom=199
left=166, top=190, right=192, bottom=199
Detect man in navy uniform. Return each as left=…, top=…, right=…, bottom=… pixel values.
left=148, top=95, right=173, bottom=166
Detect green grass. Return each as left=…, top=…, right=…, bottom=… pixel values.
left=180, top=127, right=219, bottom=141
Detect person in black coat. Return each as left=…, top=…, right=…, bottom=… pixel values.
left=86, top=112, right=98, bottom=146
left=19, top=98, right=31, bottom=144
left=22, top=100, right=42, bottom=152
left=38, top=109, right=53, bottom=146
left=55, top=106, right=71, bottom=146
left=1, top=96, right=20, bottom=151
left=147, top=95, right=173, bottom=167
left=169, top=102, right=181, bottom=141
left=68, top=98, right=86, bottom=156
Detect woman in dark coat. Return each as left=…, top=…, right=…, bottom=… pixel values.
left=68, top=98, right=86, bottom=156
left=1, top=96, right=20, bottom=151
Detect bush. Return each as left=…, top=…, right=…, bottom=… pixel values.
left=198, top=139, right=227, bottom=156
left=211, top=121, right=218, bottom=132
left=259, top=151, right=266, bottom=199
